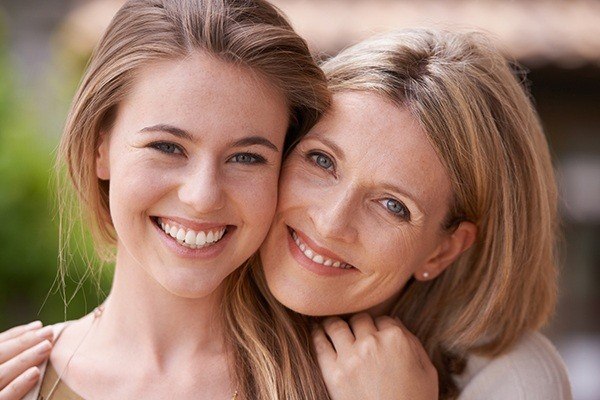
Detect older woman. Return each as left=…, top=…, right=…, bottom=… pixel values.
left=259, top=29, right=571, bottom=399
left=0, top=24, right=570, bottom=400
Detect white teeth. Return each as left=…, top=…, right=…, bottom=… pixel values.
left=196, top=231, right=207, bottom=246
left=206, top=231, right=215, bottom=243
left=157, top=218, right=227, bottom=250
left=291, top=229, right=352, bottom=270
left=184, top=230, right=196, bottom=245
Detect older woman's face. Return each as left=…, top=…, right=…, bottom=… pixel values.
left=260, top=91, right=461, bottom=316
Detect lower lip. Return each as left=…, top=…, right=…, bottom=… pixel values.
left=152, top=218, right=234, bottom=260
left=286, top=229, right=357, bottom=277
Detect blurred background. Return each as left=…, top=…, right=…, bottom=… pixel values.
left=0, top=0, right=598, bottom=398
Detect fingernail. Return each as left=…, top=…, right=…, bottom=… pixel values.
left=25, top=367, right=40, bottom=381
left=35, top=326, right=54, bottom=339
left=26, top=320, right=43, bottom=329
left=36, top=340, right=52, bottom=355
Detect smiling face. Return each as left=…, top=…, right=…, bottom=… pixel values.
left=96, top=52, right=289, bottom=298
left=260, top=91, right=474, bottom=316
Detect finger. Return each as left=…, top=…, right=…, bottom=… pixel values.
left=348, top=313, right=377, bottom=340
left=312, top=326, right=337, bottom=368
left=0, top=326, right=53, bottom=364
left=404, top=330, right=433, bottom=371
left=321, top=317, right=355, bottom=354
left=373, top=315, right=403, bottom=331
left=381, top=317, right=431, bottom=370
left=0, top=367, right=40, bottom=400
left=0, top=322, right=42, bottom=344
left=0, top=340, right=51, bottom=389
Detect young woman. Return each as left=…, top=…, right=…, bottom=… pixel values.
left=0, top=0, right=332, bottom=399
left=0, top=18, right=571, bottom=400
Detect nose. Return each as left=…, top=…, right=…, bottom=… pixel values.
left=178, top=161, right=225, bottom=214
left=311, top=185, right=358, bottom=244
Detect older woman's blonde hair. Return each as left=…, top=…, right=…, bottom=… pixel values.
left=58, top=0, right=331, bottom=398
left=320, top=28, right=558, bottom=398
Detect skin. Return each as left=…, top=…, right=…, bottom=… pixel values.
left=261, top=91, right=476, bottom=399
left=0, top=93, right=476, bottom=400
left=0, top=51, right=289, bottom=400
left=260, top=91, right=476, bottom=317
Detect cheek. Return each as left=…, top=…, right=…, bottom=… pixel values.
left=276, top=161, right=315, bottom=212
left=231, top=170, right=280, bottom=231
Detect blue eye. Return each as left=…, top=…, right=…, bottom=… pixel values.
left=151, top=142, right=183, bottom=155
left=309, top=152, right=334, bottom=171
left=229, top=153, right=266, bottom=164
left=381, top=198, right=410, bottom=220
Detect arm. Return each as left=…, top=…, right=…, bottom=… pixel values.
left=312, top=313, right=438, bottom=400
left=0, top=322, right=53, bottom=400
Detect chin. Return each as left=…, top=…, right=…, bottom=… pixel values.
left=266, top=282, right=346, bottom=317
left=156, top=270, right=227, bottom=299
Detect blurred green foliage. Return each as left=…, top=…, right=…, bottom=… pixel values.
left=0, top=19, right=111, bottom=330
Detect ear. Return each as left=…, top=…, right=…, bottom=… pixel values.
left=96, top=132, right=111, bottom=180
left=414, top=221, right=477, bottom=281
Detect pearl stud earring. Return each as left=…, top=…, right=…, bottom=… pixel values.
left=422, top=271, right=430, bottom=279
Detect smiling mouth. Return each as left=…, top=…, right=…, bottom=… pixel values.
left=289, top=227, right=355, bottom=269
left=151, top=217, right=232, bottom=250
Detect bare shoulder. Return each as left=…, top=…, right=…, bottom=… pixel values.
left=455, top=331, right=573, bottom=400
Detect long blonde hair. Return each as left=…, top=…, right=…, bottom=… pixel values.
left=57, top=0, right=330, bottom=398
left=321, top=29, right=558, bottom=399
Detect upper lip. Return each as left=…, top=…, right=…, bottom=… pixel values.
left=289, top=226, right=354, bottom=267
left=156, top=216, right=231, bottom=231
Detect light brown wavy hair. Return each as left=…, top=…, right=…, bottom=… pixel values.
left=319, top=28, right=559, bottom=399
left=57, top=0, right=331, bottom=398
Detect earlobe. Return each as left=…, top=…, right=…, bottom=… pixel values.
left=414, top=221, right=477, bottom=281
left=96, top=132, right=110, bottom=180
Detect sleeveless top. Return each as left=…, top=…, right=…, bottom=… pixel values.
left=37, top=362, right=84, bottom=400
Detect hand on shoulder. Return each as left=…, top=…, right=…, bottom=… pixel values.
left=0, top=321, right=53, bottom=400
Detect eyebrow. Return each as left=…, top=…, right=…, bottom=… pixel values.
left=139, top=124, right=194, bottom=141
left=229, top=136, right=279, bottom=152
left=139, top=124, right=279, bottom=152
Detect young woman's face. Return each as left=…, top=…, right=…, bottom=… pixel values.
left=260, top=91, right=460, bottom=316
left=96, top=52, right=289, bottom=298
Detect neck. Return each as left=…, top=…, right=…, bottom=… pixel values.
left=94, top=249, right=227, bottom=367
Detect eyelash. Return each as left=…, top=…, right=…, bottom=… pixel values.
left=306, top=150, right=335, bottom=172
left=228, top=152, right=267, bottom=164
left=379, top=198, right=411, bottom=221
left=150, top=141, right=184, bottom=155
left=306, top=150, right=410, bottom=220
left=149, top=142, right=266, bottom=164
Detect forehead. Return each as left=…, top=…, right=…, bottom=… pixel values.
left=115, top=52, right=289, bottom=142
left=311, top=91, right=451, bottom=209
